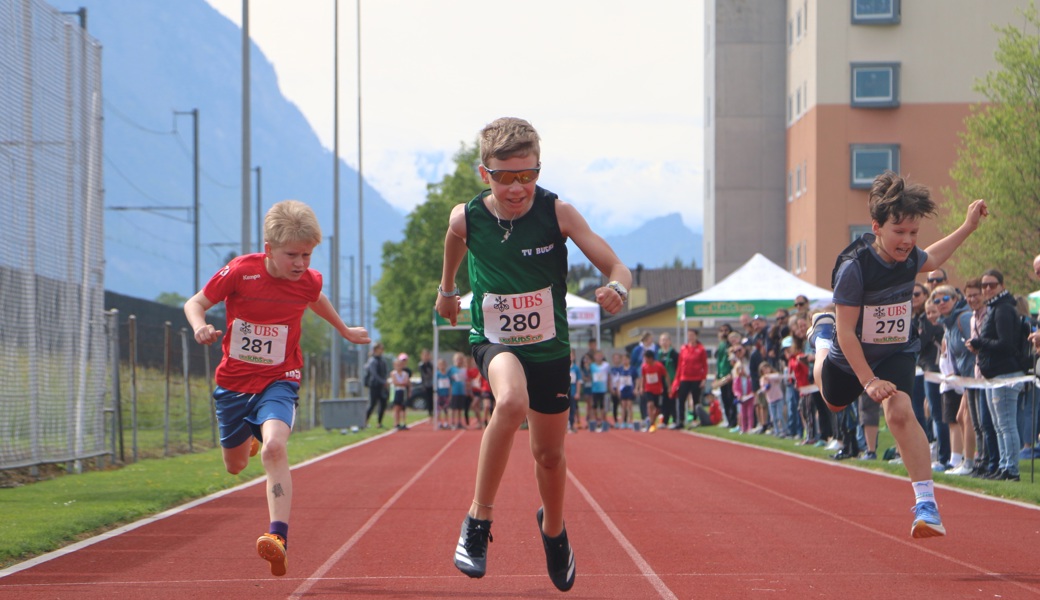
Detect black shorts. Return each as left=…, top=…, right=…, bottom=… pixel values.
left=592, top=392, right=606, bottom=410
left=472, top=343, right=570, bottom=415
left=941, top=390, right=962, bottom=424
left=450, top=394, right=468, bottom=411
left=643, top=392, right=662, bottom=409
left=820, top=351, right=916, bottom=409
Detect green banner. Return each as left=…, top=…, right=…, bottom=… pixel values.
left=681, top=299, right=794, bottom=319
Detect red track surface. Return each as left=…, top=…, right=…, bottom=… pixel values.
left=3, top=423, right=1040, bottom=599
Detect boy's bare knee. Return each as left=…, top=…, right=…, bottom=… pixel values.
left=225, top=460, right=247, bottom=475
left=533, top=446, right=565, bottom=470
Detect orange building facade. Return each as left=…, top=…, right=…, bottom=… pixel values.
left=784, top=0, right=1027, bottom=287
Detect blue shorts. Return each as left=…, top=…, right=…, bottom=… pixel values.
left=214, top=381, right=299, bottom=448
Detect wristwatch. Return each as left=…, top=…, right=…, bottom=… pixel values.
left=606, top=280, right=628, bottom=303
left=437, top=284, right=460, bottom=297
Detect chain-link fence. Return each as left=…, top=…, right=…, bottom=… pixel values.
left=0, top=0, right=106, bottom=470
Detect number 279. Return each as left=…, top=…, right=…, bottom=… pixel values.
left=874, top=319, right=905, bottom=334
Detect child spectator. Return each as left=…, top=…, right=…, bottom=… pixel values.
left=448, top=352, right=468, bottom=430
left=589, top=350, right=610, bottom=432
left=390, top=356, right=411, bottom=431
left=436, top=358, right=451, bottom=430
left=759, top=362, right=786, bottom=437
left=731, top=345, right=754, bottom=433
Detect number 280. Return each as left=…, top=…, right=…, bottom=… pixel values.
left=498, top=312, right=541, bottom=332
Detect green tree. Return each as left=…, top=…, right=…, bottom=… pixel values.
left=155, top=291, right=187, bottom=307
left=943, top=2, right=1040, bottom=294
left=372, top=143, right=483, bottom=357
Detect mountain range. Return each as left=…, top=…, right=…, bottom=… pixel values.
left=47, top=0, right=702, bottom=303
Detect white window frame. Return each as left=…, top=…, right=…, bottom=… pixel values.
left=851, top=62, right=900, bottom=108
left=850, top=144, right=900, bottom=189
left=851, top=0, right=900, bottom=25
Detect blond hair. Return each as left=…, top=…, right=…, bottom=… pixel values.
left=479, top=117, right=540, bottom=166
left=264, top=200, right=322, bottom=248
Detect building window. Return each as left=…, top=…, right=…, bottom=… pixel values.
left=850, top=144, right=900, bottom=189
left=795, top=9, right=802, bottom=40
left=795, top=165, right=802, bottom=198
left=787, top=171, right=794, bottom=202
left=850, top=225, right=871, bottom=242
left=802, top=160, right=808, bottom=193
left=851, top=0, right=900, bottom=25
left=851, top=63, right=900, bottom=108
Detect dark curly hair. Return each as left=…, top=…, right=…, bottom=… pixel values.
left=868, top=170, right=936, bottom=226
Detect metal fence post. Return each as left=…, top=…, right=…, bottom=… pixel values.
left=164, top=321, right=171, bottom=456
left=106, top=309, right=122, bottom=464
left=129, top=315, right=138, bottom=462
left=181, top=328, right=192, bottom=452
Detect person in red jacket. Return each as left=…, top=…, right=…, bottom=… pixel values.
left=670, top=328, right=709, bottom=429
left=637, top=350, right=668, bottom=433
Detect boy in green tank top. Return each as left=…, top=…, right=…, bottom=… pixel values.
left=436, top=117, right=631, bottom=592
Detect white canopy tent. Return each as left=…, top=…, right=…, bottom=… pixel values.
left=431, top=292, right=601, bottom=425
left=676, top=253, right=833, bottom=321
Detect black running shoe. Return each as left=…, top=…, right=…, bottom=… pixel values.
left=454, top=515, right=492, bottom=578
left=536, top=507, right=576, bottom=592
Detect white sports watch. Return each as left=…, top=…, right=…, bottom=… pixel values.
left=606, top=280, right=628, bottom=303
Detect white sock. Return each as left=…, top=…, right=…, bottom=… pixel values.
left=912, top=480, right=935, bottom=505
left=950, top=452, right=963, bottom=467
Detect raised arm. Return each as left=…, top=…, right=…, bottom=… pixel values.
left=920, top=199, right=988, bottom=272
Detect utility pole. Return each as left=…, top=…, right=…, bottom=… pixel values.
left=331, top=0, right=342, bottom=398
left=241, top=0, right=251, bottom=256
left=254, top=166, right=262, bottom=252
left=356, top=0, right=366, bottom=380
left=175, top=109, right=200, bottom=291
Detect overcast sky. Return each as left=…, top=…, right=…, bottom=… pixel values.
left=205, top=0, right=705, bottom=235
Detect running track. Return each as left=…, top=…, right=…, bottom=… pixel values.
left=2, top=423, right=1040, bottom=599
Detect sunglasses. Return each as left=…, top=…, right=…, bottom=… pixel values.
left=912, top=291, right=923, bottom=298
left=794, top=301, right=806, bottom=307
left=483, top=164, right=541, bottom=185
left=981, top=281, right=1000, bottom=289
left=926, top=277, right=946, bottom=284
left=932, top=295, right=951, bottom=304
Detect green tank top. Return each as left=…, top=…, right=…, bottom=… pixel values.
left=466, top=187, right=570, bottom=362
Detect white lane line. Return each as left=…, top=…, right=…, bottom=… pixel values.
left=0, top=426, right=405, bottom=579
left=289, top=430, right=463, bottom=599
left=626, top=432, right=1040, bottom=597
left=567, top=471, right=679, bottom=600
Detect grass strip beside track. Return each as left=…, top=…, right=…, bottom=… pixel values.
left=693, top=422, right=1040, bottom=505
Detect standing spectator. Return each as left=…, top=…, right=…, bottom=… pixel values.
left=672, top=328, right=708, bottom=430
left=589, top=350, right=611, bottom=432
left=768, top=309, right=791, bottom=368
left=730, top=345, right=755, bottom=433
left=657, top=333, right=680, bottom=427
left=637, top=350, right=667, bottom=433
left=717, top=330, right=739, bottom=429
left=419, top=349, right=435, bottom=418
left=967, top=269, right=1024, bottom=481
left=933, top=286, right=976, bottom=475
left=965, top=279, right=999, bottom=477
left=793, top=295, right=810, bottom=320
left=926, top=268, right=948, bottom=288
left=759, top=362, right=786, bottom=437
left=390, top=356, right=411, bottom=431
left=436, top=358, right=452, bottom=430
left=617, top=353, right=637, bottom=430
left=364, top=343, right=390, bottom=429
left=568, top=350, right=582, bottom=434
left=448, top=352, right=469, bottom=430
left=629, top=333, right=655, bottom=376
left=920, top=295, right=949, bottom=470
